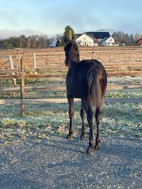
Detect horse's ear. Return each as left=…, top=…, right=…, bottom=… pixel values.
left=72, top=36, right=76, bottom=40
left=64, top=40, right=72, bottom=50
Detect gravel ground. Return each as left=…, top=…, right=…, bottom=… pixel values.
left=0, top=134, right=142, bottom=189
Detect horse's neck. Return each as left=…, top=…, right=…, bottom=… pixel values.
left=69, top=61, right=78, bottom=69
left=68, top=50, right=80, bottom=69
left=71, top=51, right=80, bottom=62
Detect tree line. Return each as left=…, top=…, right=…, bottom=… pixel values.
left=0, top=25, right=142, bottom=49
left=0, top=35, right=50, bottom=49
left=0, top=26, right=76, bottom=49
left=112, top=31, right=142, bottom=46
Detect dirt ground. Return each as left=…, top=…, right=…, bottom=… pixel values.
left=0, top=134, right=142, bottom=189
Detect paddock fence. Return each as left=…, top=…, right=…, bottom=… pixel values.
left=0, top=47, right=142, bottom=116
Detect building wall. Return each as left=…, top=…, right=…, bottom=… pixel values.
left=102, top=37, right=115, bottom=46
left=76, top=34, right=94, bottom=46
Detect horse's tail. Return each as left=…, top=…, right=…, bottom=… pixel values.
left=88, top=71, right=103, bottom=110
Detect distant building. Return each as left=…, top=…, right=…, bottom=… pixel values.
left=76, top=32, right=110, bottom=46
left=101, top=36, right=118, bottom=46
left=76, top=32, right=118, bottom=46
left=76, top=33, right=95, bottom=46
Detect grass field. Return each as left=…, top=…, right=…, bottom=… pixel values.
left=0, top=76, right=142, bottom=146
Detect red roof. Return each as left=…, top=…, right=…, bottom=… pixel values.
left=97, top=39, right=102, bottom=42
left=138, top=39, right=142, bottom=44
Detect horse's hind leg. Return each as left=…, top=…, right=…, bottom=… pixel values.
left=95, top=108, right=102, bottom=150
left=67, top=98, right=74, bottom=139
left=80, top=105, right=86, bottom=140
left=87, top=107, right=95, bottom=154
left=82, top=99, right=95, bottom=155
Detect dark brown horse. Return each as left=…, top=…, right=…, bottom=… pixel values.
left=64, top=39, right=107, bottom=155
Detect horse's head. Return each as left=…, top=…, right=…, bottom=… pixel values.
left=64, top=38, right=80, bottom=67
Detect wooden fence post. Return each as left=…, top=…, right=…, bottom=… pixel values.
left=33, top=53, right=37, bottom=74
left=19, top=55, right=25, bottom=117
left=9, top=55, right=17, bottom=86
left=20, top=77, right=25, bottom=117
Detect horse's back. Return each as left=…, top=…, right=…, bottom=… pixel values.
left=79, top=59, right=106, bottom=75
left=75, top=59, right=107, bottom=84
left=66, top=59, right=107, bottom=99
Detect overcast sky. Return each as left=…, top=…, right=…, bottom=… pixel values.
left=0, top=0, right=142, bottom=38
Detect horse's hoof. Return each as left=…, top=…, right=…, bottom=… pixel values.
left=86, top=148, right=93, bottom=155
left=95, top=144, right=101, bottom=150
left=80, top=134, right=86, bottom=140
left=67, top=135, right=72, bottom=140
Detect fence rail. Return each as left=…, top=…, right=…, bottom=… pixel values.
left=0, top=98, right=141, bottom=105
left=0, top=85, right=141, bottom=93
left=0, top=71, right=142, bottom=80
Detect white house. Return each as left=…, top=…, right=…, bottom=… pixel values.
left=101, top=37, right=116, bottom=46
left=76, top=32, right=111, bottom=46
left=76, top=33, right=94, bottom=46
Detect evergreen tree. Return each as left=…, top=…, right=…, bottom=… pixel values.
left=63, top=25, right=75, bottom=41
